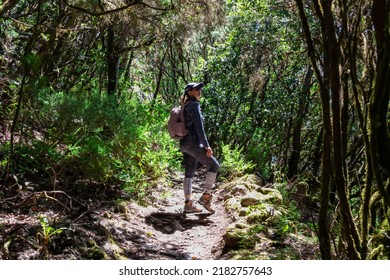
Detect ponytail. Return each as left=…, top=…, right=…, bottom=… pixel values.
left=181, top=91, right=195, bottom=105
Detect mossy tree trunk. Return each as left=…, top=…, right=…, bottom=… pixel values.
left=320, top=0, right=361, bottom=259
left=295, top=0, right=332, bottom=259
left=9, top=1, right=44, bottom=172
left=370, top=0, right=390, bottom=212
left=296, top=0, right=366, bottom=259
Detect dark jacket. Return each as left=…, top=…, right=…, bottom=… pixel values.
left=182, top=100, right=210, bottom=148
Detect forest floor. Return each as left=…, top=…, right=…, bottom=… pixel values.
left=1, top=167, right=320, bottom=260
left=0, top=169, right=232, bottom=260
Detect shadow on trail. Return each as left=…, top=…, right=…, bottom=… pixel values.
left=145, top=212, right=213, bottom=234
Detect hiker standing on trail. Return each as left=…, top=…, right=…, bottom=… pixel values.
left=179, top=82, right=220, bottom=214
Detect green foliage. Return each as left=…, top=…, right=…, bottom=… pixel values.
left=275, top=202, right=301, bottom=235
left=36, top=216, right=65, bottom=256
left=238, top=224, right=267, bottom=248
left=11, top=141, right=61, bottom=178
left=246, top=128, right=277, bottom=178
left=219, top=144, right=255, bottom=180
left=6, top=87, right=178, bottom=199
left=37, top=216, right=64, bottom=242
left=0, top=142, right=10, bottom=171
left=270, top=173, right=305, bottom=236
left=233, top=170, right=307, bottom=257
left=22, top=54, right=42, bottom=75
left=199, top=0, right=317, bottom=181
left=1, top=0, right=385, bottom=261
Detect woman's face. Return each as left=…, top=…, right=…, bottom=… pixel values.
left=189, top=88, right=202, bottom=100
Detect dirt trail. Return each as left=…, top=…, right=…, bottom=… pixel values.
left=141, top=171, right=230, bottom=259
left=0, top=170, right=231, bottom=260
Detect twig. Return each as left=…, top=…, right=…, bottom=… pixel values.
left=15, top=191, right=72, bottom=212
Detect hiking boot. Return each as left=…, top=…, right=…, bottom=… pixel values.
left=184, top=200, right=202, bottom=213
left=198, top=193, right=215, bottom=214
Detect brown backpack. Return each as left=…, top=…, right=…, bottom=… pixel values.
left=167, top=104, right=188, bottom=139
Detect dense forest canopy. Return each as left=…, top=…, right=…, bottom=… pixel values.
left=1, top=0, right=389, bottom=259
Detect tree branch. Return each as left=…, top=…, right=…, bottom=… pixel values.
left=63, top=0, right=172, bottom=16
left=0, top=0, right=19, bottom=17
left=64, top=0, right=141, bottom=16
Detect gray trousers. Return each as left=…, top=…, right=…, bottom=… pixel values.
left=180, top=140, right=220, bottom=178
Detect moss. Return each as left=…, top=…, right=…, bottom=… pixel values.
left=292, top=181, right=309, bottom=195
left=115, top=201, right=128, bottom=214
left=240, top=192, right=265, bottom=207
left=257, top=188, right=283, bottom=205
left=86, top=245, right=109, bottom=259
left=223, top=174, right=263, bottom=192
left=246, top=208, right=269, bottom=223
left=103, top=238, right=129, bottom=260
left=86, top=238, right=95, bottom=247
left=369, top=244, right=386, bottom=260
left=227, top=249, right=262, bottom=260
left=225, top=197, right=241, bottom=211
left=224, top=224, right=250, bottom=249
left=369, top=190, right=382, bottom=207
left=241, top=190, right=283, bottom=207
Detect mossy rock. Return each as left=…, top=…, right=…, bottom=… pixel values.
left=84, top=245, right=109, bottom=260
left=239, top=207, right=249, bottom=216
left=256, top=187, right=284, bottom=205
left=223, top=174, right=263, bottom=192
left=223, top=223, right=250, bottom=249
left=234, top=222, right=248, bottom=229
left=244, top=203, right=284, bottom=224
left=227, top=248, right=272, bottom=260
left=241, top=191, right=283, bottom=207
left=242, top=174, right=264, bottom=185
left=245, top=187, right=283, bottom=205
left=114, top=201, right=129, bottom=214
left=225, top=197, right=241, bottom=211
left=246, top=208, right=270, bottom=223
left=102, top=240, right=127, bottom=260
left=231, top=185, right=250, bottom=196
left=223, top=193, right=232, bottom=201
left=241, top=192, right=264, bottom=207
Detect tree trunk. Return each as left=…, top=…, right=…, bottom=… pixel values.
left=321, top=0, right=361, bottom=259
left=288, top=67, right=313, bottom=179
left=106, top=24, right=118, bottom=95
left=151, top=50, right=167, bottom=112
left=370, top=0, right=390, bottom=211
left=295, top=0, right=332, bottom=259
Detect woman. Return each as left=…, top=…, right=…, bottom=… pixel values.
left=179, top=82, right=220, bottom=213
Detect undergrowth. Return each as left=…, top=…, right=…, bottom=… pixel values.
left=219, top=144, right=255, bottom=181
left=226, top=169, right=319, bottom=260
left=1, top=89, right=179, bottom=200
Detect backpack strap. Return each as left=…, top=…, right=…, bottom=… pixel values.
left=180, top=101, right=192, bottom=121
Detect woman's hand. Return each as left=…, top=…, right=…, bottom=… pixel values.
left=205, top=147, right=213, bottom=157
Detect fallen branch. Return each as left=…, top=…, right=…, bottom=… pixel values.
left=15, top=191, right=72, bottom=212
